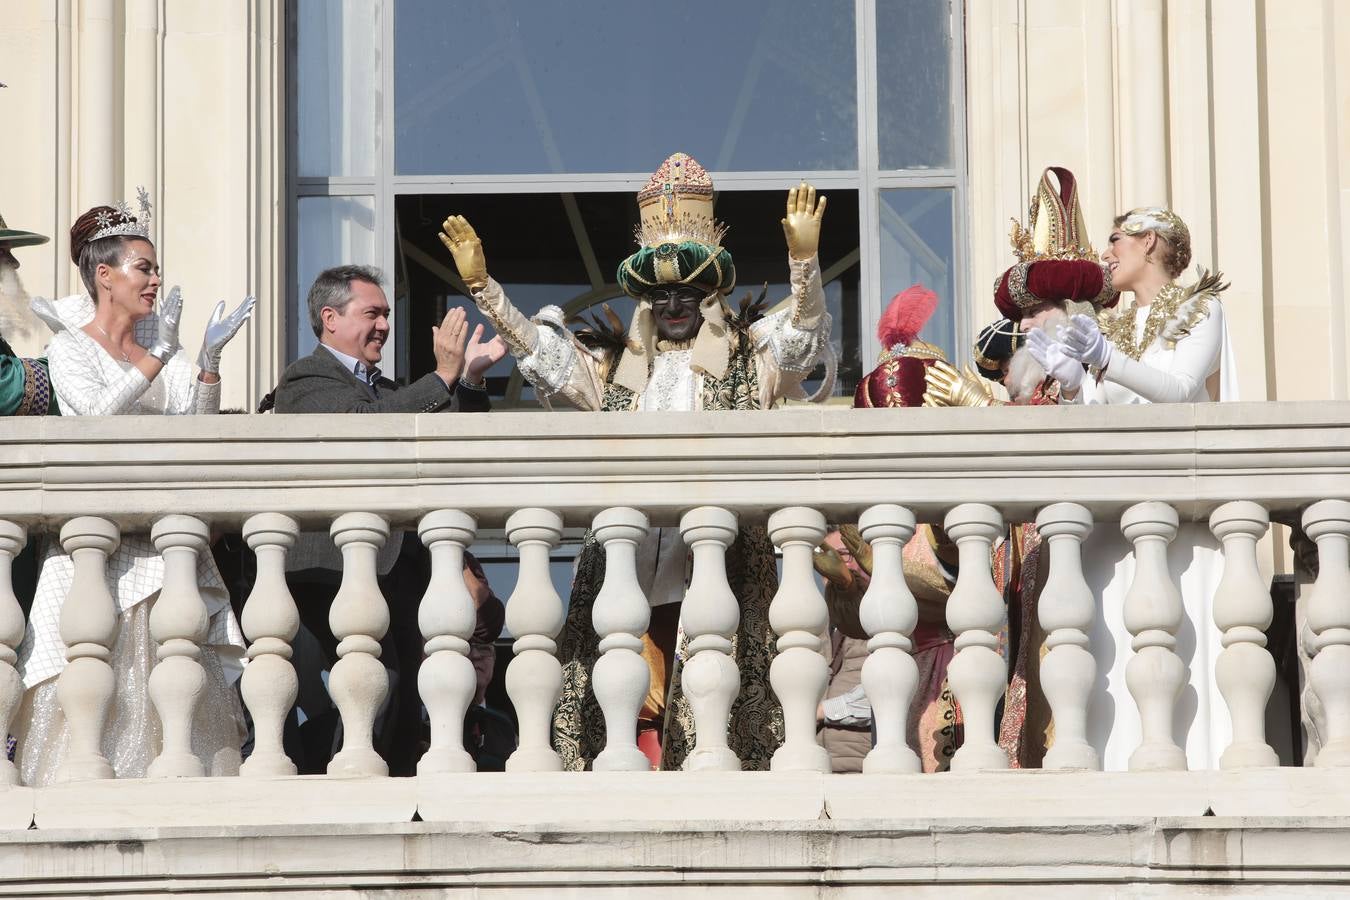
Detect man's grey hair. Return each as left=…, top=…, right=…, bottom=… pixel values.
left=307, top=264, right=384, bottom=337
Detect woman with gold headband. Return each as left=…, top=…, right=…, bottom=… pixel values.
left=1047, top=207, right=1236, bottom=403
left=1027, top=205, right=1237, bottom=771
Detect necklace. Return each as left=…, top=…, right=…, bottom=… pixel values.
left=92, top=323, right=133, bottom=363
left=1097, top=282, right=1185, bottom=361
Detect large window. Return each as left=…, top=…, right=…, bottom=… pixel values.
left=289, top=0, right=967, bottom=401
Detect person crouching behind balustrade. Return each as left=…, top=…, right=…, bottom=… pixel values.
left=812, top=285, right=962, bottom=772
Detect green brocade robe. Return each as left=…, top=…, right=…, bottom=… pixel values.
left=0, top=335, right=58, bottom=416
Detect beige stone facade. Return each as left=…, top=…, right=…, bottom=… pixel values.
left=2, top=2, right=1347, bottom=409
left=966, top=0, right=1350, bottom=406
left=0, top=0, right=283, bottom=412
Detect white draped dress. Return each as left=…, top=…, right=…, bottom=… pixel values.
left=14, top=294, right=247, bottom=785
left=1079, top=293, right=1243, bottom=770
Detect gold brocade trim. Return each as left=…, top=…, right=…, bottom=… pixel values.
left=1096, top=272, right=1224, bottom=361
left=17, top=358, right=38, bottom=416
left=788, top=258, right=815, bottom=329
left=475, top=284, right=533, bottom=356
left=1006, top=262, right=1035, bottom=310
left=654, top=252, right=680, bottom=283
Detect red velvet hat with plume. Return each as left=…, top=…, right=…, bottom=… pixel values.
left=854, top=284, right=947, bottom=409
left=993, top=166, right=1119, bottom=320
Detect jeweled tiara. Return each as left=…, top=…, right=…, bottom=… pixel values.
left=90, top=186, right=153, bottom=242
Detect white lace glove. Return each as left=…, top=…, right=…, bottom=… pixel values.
left=196, top=295, right=256, bottom=374
left=148, top=286, right=184, bottom=364
left=1026, top=327, right=1085, bottom=392
left=1061, top=313, right=1112, bottom=371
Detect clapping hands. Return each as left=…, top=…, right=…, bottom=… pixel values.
left=196, top=295, right=257, bottom=374
left=463, top=322, right=508, bottom=384
left=1060, top=313, right=1112, bottom=370
left=1025, top=327, right=1086, bottom=392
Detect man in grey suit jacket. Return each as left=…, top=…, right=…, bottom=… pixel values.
left=274, top=263, right=505, bottom=414
left=270, top=264, right=507, bottom=774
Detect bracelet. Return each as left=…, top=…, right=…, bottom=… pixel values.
left=458, top=377, right=487, bottom=392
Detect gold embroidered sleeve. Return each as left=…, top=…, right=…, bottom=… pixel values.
left=470, top=278, right=538, bottom=357
left=470, top=279, right=604, bottom=411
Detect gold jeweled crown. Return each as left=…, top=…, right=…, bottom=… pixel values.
left=634, top=153, right=728, bottom=248
left=1009, top=166, right=1097, bottom=263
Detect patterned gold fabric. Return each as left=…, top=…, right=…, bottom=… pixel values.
left=552, top=345, right=784, bottom=770
left=992, top=523, right=1051, bottom=768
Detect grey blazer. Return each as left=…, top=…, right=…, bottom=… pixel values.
left=272, top=345, right=491, bottom=414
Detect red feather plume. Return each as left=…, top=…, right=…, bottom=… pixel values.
left=877, top=284, right=938, bottom=348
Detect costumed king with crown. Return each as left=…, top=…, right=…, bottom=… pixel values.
left=437, top=152, right=835, bottom=770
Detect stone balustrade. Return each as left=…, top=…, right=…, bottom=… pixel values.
left=0, top=402, right=1347, bottom=787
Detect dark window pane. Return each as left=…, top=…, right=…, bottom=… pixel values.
left=395, top=188, right=860, bottom=404
left=394, top=0, right=858, bottom=175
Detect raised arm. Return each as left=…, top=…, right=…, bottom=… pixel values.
left=751, top=183, right=833, bottom=405
left=439, top=215, right=605, bottom=410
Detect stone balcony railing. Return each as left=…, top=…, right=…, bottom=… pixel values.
left=1, top=402, right=1349, bottom=896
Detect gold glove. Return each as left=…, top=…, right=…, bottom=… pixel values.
left=838, top=524, right=873, bottom=577
left=782, top=181, right=827, bottom=260
left=437, top=215, right=490, bottom=292
left=812, top=545, right=854, bottom=590
left=923, top=360, right=1000, bottom=408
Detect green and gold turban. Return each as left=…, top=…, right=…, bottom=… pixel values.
left=617, top=239, right=736, bottom=299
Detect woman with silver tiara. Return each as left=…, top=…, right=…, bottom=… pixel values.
left=1027, top=205, right=1239, bottom=770
left=14, top=192, right=255, bottom=783
left=438, top=152, right=835, bottom=770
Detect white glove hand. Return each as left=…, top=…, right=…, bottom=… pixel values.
left=1026, top=327, right=1085, bottom=392
left=1061, top=313, right=1112, bottom=370
left=148, top=286, right=184, bottom=364
left=196, top=295, right=257, bottom=374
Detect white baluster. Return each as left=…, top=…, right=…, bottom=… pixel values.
left=857, top=504, right=921, bottom=774
left=767, top=507, right=830, bottom=773
left=590, top=507, right=651, bottom=772
left=54, top=516, right=120, bottom=782
left=147, top=515, right=212, bottom=777
left=239, top=513, right=300, bottom=777
left=943, top=503, right=1009, bottom=771
left=1304, top=499, right=1350, bottom=767
left=504, top=508, right=565, bottom=772
left=1210, top=501, right=1278, bottom=768
left=0, top=521, right=27, bottom=785
left=678, top=507, right=742, bottom=772
left=416, top=509, right=478, bottom=775
left=1035, top=502, right=1100, bottom=770
left=326, top=513, right=391, bottom=777
left=1121, top=501, right=1187, bottom=771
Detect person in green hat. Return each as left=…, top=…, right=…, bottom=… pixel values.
left=438, top=152, right=835, bottom=773
left=0, top=210, right=58, bottom=415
